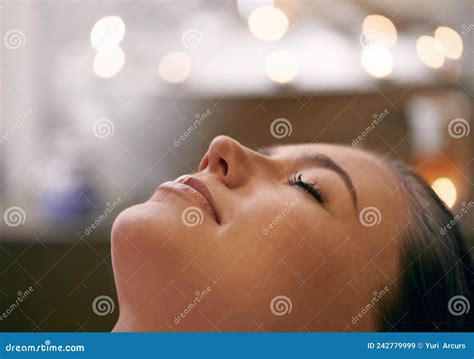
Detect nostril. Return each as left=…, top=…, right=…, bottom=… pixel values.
left=220, top=158, right=228, bottom=176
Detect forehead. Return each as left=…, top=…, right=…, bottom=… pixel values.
left=263, top=142, right=367, bottom=164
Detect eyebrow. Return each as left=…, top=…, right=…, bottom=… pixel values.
left=301, top=153, right=358, bottom=209
left=259, top=147, right=358, bottom=209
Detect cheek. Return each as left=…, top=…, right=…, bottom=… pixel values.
left=258, top=196, right=334, bottom=254
left=256, top=202, right=356, bottom=284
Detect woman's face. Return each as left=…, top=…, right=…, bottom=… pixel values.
left=112, top=136, right=407, bottom=331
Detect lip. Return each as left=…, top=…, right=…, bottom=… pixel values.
left=158, top=175, right=220, bottom=224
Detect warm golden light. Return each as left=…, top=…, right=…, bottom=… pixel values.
left=362, top=15, right=397, bottom=47
left=90, top=15, right=126, bottom=51
left=435, top=26, right=463, bottom=60
left=360, top=46, right=393, bottom=78
left=416, top=36, right=445, bottom=68
left=93, top=46, right=125, bottom=78
left=432, top=177, right=457, bottom=208
left=158, top=51, right=191, bottom=84
left=248, top=6, right=289, bottom=41
left=264, top=50, right=298, bottom=83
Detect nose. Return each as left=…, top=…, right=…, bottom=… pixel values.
left=199, top=135, right=249, bottom=187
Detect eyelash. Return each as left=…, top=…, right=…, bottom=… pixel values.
left=288, top=172, right=325, bottom=204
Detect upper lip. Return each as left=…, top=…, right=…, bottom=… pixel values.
left=175, top=175, right=220, bottom=224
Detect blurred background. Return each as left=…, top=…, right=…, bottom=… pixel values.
left=0, top=0, right=472, bottom=331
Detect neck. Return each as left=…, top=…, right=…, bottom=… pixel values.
left=113, top=310, right=170, bottom=332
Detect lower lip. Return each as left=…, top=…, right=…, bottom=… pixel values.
left=156, top=181, right=217, bottom=222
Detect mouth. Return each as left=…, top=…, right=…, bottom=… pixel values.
left=157, top=175, right=220, bottom=224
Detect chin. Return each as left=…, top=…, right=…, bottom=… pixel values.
left=111, top=201, right=170, bottom=246
left=111, top=202, right=183, bottom=292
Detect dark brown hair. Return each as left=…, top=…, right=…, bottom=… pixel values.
left=379, top=161, right=474, bottom=331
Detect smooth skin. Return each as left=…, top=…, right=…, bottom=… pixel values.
left=112, top=135, right=407, bottom=331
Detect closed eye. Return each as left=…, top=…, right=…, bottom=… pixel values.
left=288, top=172, right=325, bottom=204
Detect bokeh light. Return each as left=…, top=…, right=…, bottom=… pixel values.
left=434, top=26, right=463, bottom=60
left=360, top=46, right=393, bottom=78
left=93, top=46, right=125, bottom=78
left=264, top=50, right=298, bottom=83
left=90, top=15, right=126, bottom=51
left=432, top=177, right=457, bottom=208
left=237, top=0, right=274, bottom=20
left=416, top=35, right=445, bottom=68
left=158, top=51, right=192, bottom=83
left=248, top=6, right=289, bottom=41
left=362, top=15, right=397, bottom=47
